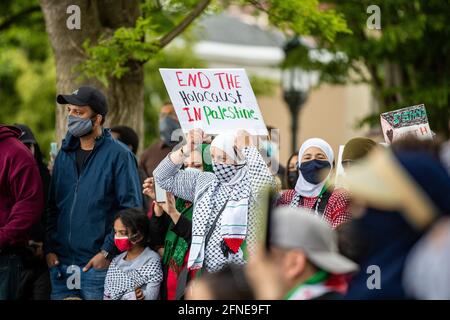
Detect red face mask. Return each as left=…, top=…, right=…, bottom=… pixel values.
left=114, top=235, right=133, bottom=252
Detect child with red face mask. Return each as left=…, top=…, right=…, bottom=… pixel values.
left=103, top=208, right=163, bottom=300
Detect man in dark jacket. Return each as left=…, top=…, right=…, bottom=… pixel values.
left=44, top=86, right=142, bottom=300
left=0, top=125, right=44, bottom=300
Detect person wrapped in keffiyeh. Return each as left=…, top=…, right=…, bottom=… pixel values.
left=162, top=144, right=213, bottom=270
left=153, top=129, right=276, bottom=273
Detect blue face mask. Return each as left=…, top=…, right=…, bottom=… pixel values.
left=299, top=159, right=331, bottom=185
left=68, top=115, right=94, bottom=137
left=159, top=116, right=181, bottom=147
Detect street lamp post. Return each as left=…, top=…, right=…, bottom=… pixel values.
left=282, top=37, right=312, bottom=153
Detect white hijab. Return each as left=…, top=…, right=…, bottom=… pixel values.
left=210, top=133, right=246, bottom=185
left=210, top=133, right=246, bottom=162
left=294, top=138, right=334, bottom=197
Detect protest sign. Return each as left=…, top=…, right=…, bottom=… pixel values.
left=380, top=104, right=433, bottom=144
left=159, top=68, right=268, bottom=135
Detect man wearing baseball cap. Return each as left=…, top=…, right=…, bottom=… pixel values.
left=247, top=207, right=358, bottom=300
left=44, top=86, right=142, bottom=300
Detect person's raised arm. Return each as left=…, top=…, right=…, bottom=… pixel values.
left=235, top=130, right=276, bottom=198
left=151, top=129, right=205, bottom=203
left=161, top=192, right=192, bottom=242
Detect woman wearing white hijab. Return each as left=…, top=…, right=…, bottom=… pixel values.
left=277, top=138, right=351, bottom=229
left=150, top=129, right=275, bottom=273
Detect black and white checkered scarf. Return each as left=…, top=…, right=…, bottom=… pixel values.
left=103, top=253, right=163, bottom=300
left=188, top=161, right=251, bottom=270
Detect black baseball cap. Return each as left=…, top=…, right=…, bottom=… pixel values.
left=57, top=86, right=108, bottom=116
left=14, top=123, right=36, bottom=144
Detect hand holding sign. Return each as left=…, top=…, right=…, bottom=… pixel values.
left=235, top=130, right=255, bottom=150
left=182, top=128, right=204, bottom=155
left=189, top=128, right=204, bottom=146
left=380, top=104, right=433, bottom=144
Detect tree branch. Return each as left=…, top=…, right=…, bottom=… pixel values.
left=248, top=0, right=270, bottom=15
left=158, top=0, right=211, bottom=48
left=0, top=5, right=41, bottom=31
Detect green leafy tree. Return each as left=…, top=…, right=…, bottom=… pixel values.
left=38, top=0, right=349, bottom=146
left=291, top=0, right=450, bottom=136
left=142, top=44, right=206, bottom=146
left=0, top=0, right=55, bottom=159
left=2, top=0, right=349, bottom=152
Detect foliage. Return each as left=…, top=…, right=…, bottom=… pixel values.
left=0, top=0, right=351, bottom=153
left=79, top=0, right=350, bottom=85
left=142, top=43, right=207, bottom=146
left=0, top=0, right=55, bottom=159
left=291, top=0, right=450, bottom=135
left=242, top=0, right=350, bottom=41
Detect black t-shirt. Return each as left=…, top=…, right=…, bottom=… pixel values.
left=76, top=148, right=92, bottom=174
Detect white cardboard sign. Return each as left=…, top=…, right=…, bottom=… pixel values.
left=159, top=68, right=268, bottom=135
left=380, top=104, right=433, bottom=144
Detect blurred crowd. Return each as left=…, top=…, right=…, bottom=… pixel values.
left=1, top=85, right=450, bottom=300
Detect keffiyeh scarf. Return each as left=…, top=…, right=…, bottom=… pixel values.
left=188, top=166, right=251, bottom=270
left=188, top=133, right=252, bottom=271
left=104, top=256, right=163, bottom=300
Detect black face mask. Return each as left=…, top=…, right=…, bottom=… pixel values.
left=287, top=170, right=299, bottom=189
left=299, top=159, right=331, bottom=185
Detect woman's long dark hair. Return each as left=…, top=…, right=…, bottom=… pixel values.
left=285, top=152, right=299, bottom=189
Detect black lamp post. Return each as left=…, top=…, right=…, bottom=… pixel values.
left=282, top=37, right=312, bottom=153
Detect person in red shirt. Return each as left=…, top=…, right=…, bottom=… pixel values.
left=277, top=138, right=351, bottom=229
left=0, top=125, right=44, bottom=300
